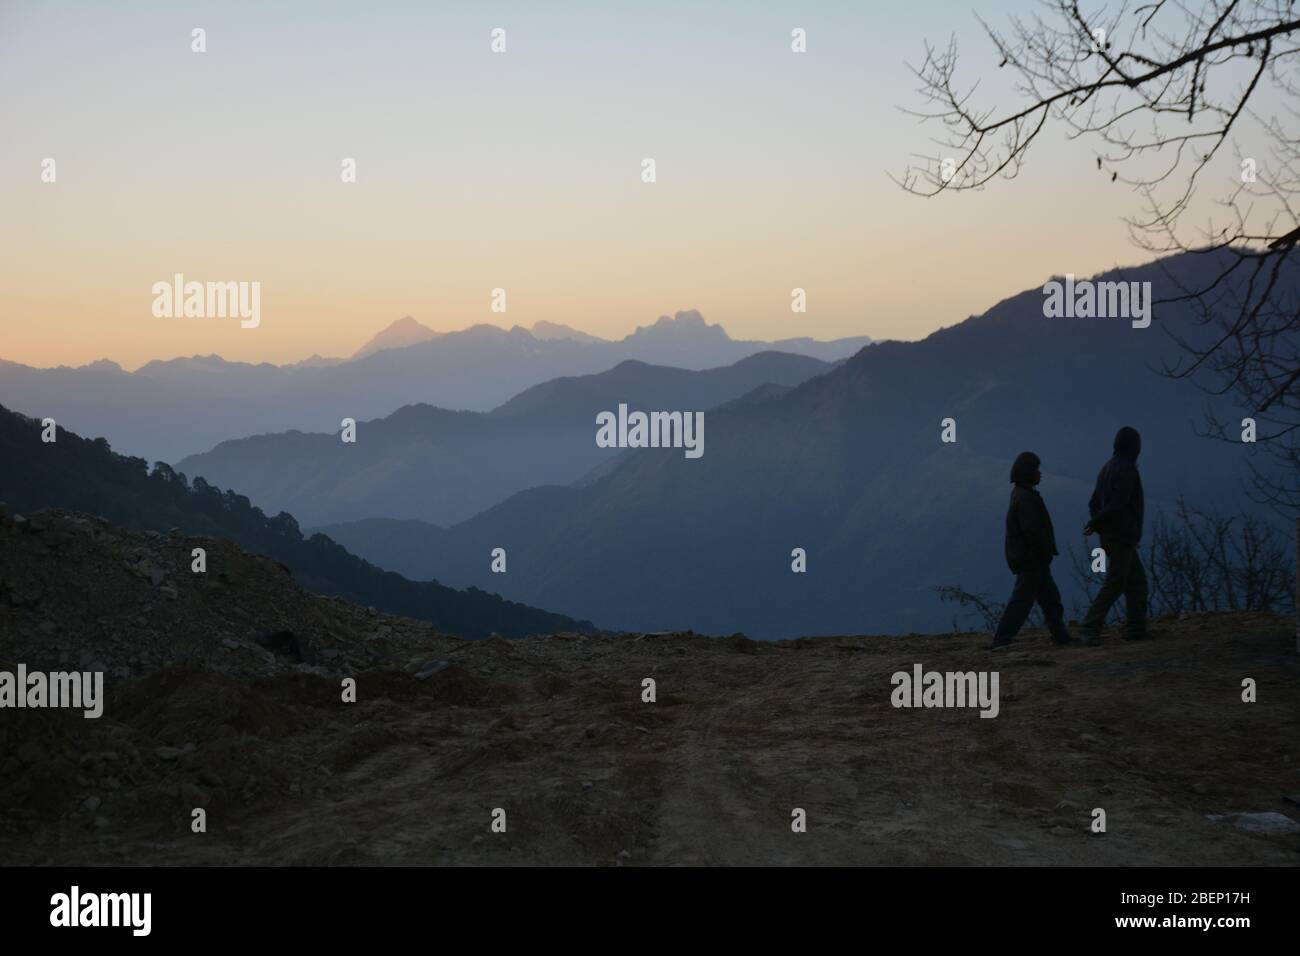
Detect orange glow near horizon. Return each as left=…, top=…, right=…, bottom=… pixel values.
left=0, top=1, right=1232, bottom=370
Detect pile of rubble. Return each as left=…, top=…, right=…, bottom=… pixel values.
left=0, top=505, right=464, bottom=681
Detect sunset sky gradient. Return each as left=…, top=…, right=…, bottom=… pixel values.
left=0, top=1, right=1268, bottom=368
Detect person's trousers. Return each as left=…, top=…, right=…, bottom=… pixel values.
left=1081, top=539, right=1148, bottom=636
left=993, top=565, right=1071, bottom=643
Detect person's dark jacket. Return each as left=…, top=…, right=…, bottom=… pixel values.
left=1004, top=452, right=1058, bottom=573
left=1088, top=426, right=1145, bottom=547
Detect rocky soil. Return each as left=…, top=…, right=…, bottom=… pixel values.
left=1, top=508, right=1297, bottom=865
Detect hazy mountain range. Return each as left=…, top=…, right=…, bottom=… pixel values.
left=313, top=251, right=1297, bottom=638
left=8, top=250, right=1290, bottom=640
left=0, top=311, right=872, bottom=463
left=0, top=405, right=593, bottom=639
left=353, top=315, right=632, bottom=358
left=177, top=351, right=835, bottom=528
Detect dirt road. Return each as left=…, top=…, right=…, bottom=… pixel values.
left=5, top=616, right=1297, bottom=865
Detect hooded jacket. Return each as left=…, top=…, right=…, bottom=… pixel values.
left=1004, top=452, right=1059, bottom=573
left=1088, top=426, right=1145, bottom=546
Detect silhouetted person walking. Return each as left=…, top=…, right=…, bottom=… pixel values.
left=990, top=452, right=1073, bottom=650
left=1080, top=426, right=1149, bottom=644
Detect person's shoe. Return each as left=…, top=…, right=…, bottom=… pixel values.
left=1123, top=628, right=1160, bottom=641
left=988, top=637, right=1015, bottom=651
left=1051, top=633, right=1078, bottom=646
left=1078, top=629, right=1101, bottom=647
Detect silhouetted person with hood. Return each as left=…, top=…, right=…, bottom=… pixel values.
left=1080, top=426, right=1149, bottom=644
left=990, top=452, right=1073, bottom=649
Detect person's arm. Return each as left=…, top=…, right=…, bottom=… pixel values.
left=1084, top=481, right=1101, bottom=535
